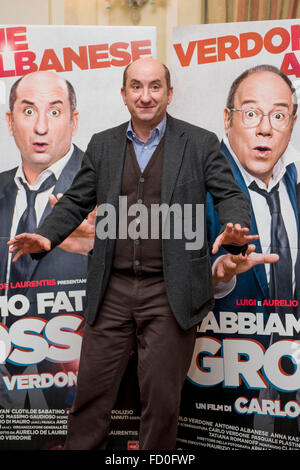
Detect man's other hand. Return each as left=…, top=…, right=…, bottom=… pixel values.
left=7, top=233, right=51, bottom=262
left=213, top=244, right=279, bottom=284
left=212, top=223, right=259, bottom=255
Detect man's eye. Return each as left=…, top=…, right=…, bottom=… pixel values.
left=245, top=109, right=257, bottom=119
left=49, top=109, right=60, bottom=117
left=24, top=108, right=34, bottom=116
left=273, top=112, right=285, bottom=120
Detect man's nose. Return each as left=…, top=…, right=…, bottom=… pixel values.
left=34, top=112, right=48, bottom=135
left=140, top=87, right=151, bottom=103
left=256, top=113, right=273, bottom=136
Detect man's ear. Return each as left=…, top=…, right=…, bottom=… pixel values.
left=5, top=110, right=14, bottom=136
left=121, top=87, right=127, bottom=106
left=167, top=86, right=174, bottom=105
left=223, top=107, right=231, bottom=135
left=71, top=110, right=79, bottom=136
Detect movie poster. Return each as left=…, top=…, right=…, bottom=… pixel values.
left=169, top=19, right=300, bottom=451
left=0, top=24, right=156, bottom=450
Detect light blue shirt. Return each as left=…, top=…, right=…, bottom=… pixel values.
left=126, top=116, right=166, bottom=173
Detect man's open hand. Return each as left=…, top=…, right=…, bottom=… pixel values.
left=213, top=244, right=279, bottom=285
left=7, top=233, right=51, bottom=262
left=212, top=223, right=259, bottom=255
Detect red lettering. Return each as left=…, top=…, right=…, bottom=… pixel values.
left=0, top=29, right=5, bottom=52
left=217, top=35, right=239, bottom=61
left=173, top=41, right=197, bottom=67
left=15, top=51, right=38, bottom=76
left=6, top=26, right=28, bottom=52
left=0, top=54, right=15, bottom=77
left=264, top=27, right=290, bottom=54
left=63, top=46, right=89, bottom=71
left=240, top=32, right=263, bottom=58
left=198, top=38, right=217, bottom=64
left=280, top=52, right=300, bottom=78
left=173, top=26, right=298, bottom=68
left=88, top=44, right=110, bottom=69
left=131, top=40, right=152, bottom=61
left=110, top=42, right=131, bottom=67
left=39, top=49, right=64, bottom=72
left=0, top=39, right=154, bottom=76
left=291, top=24, right=300, bottom=51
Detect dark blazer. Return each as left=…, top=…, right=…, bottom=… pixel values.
left=206, top=140, right=299, bottom=324
left=36, top=115, right=251, bottom=330
left=0, top=144, right=88, bottom=314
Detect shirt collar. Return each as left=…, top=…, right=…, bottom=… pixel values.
left=15, top=144, right=74, bottom=190
left=126, top=116, right=167, bottom=144
left=223, top=134, right=300, bottom=191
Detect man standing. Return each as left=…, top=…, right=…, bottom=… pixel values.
left=206, top=64, right=300, bottom=434
left=0, top=71, right=92, bottom=410
left=8, top=58, right=253, bottom=450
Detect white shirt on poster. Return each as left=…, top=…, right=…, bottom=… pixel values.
left=6, top=145, right=74, bottom=282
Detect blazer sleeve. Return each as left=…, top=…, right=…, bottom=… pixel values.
left=202, top=131, right=251, bottom=233
left=36, top=135, right=97, bottom=250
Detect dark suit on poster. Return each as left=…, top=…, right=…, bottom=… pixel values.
left=0, top=144, right=88, bottom=409
left=201, top=140, right=300, bottom=431
left=206, top=140, right=299, bottom=319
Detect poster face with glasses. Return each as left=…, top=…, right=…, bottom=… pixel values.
left=169, top=19, right=300, bottom=451
left=0, top=24, right=155, bottom=450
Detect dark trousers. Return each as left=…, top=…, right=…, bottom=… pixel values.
left=64, top=270, right=196, bottom=450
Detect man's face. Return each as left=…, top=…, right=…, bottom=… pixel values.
left=121, top=58, right=173, bottom=129
left=224, top=71, right=297, bottom=186
left=6, top=71, right=78, bottom=181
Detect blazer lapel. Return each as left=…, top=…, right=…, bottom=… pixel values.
left=283, top=163, right=300, bottom=304
left=0, top=175, right=17, bottom=238
left=284, top=163, right=299, bottom=229
left=105, top=123, right=128, bottom=211
left=0, top=173, right=18, bottom=284
left=161, top=115, right=187, bottom=206
left=221, top=141, right=269, bottom=299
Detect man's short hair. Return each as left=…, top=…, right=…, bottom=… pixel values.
left=122, top=61, right=171, bottom=90
left=226, top=64, right=298, bottom=123
left=9, top=75, right=77, bottom=115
